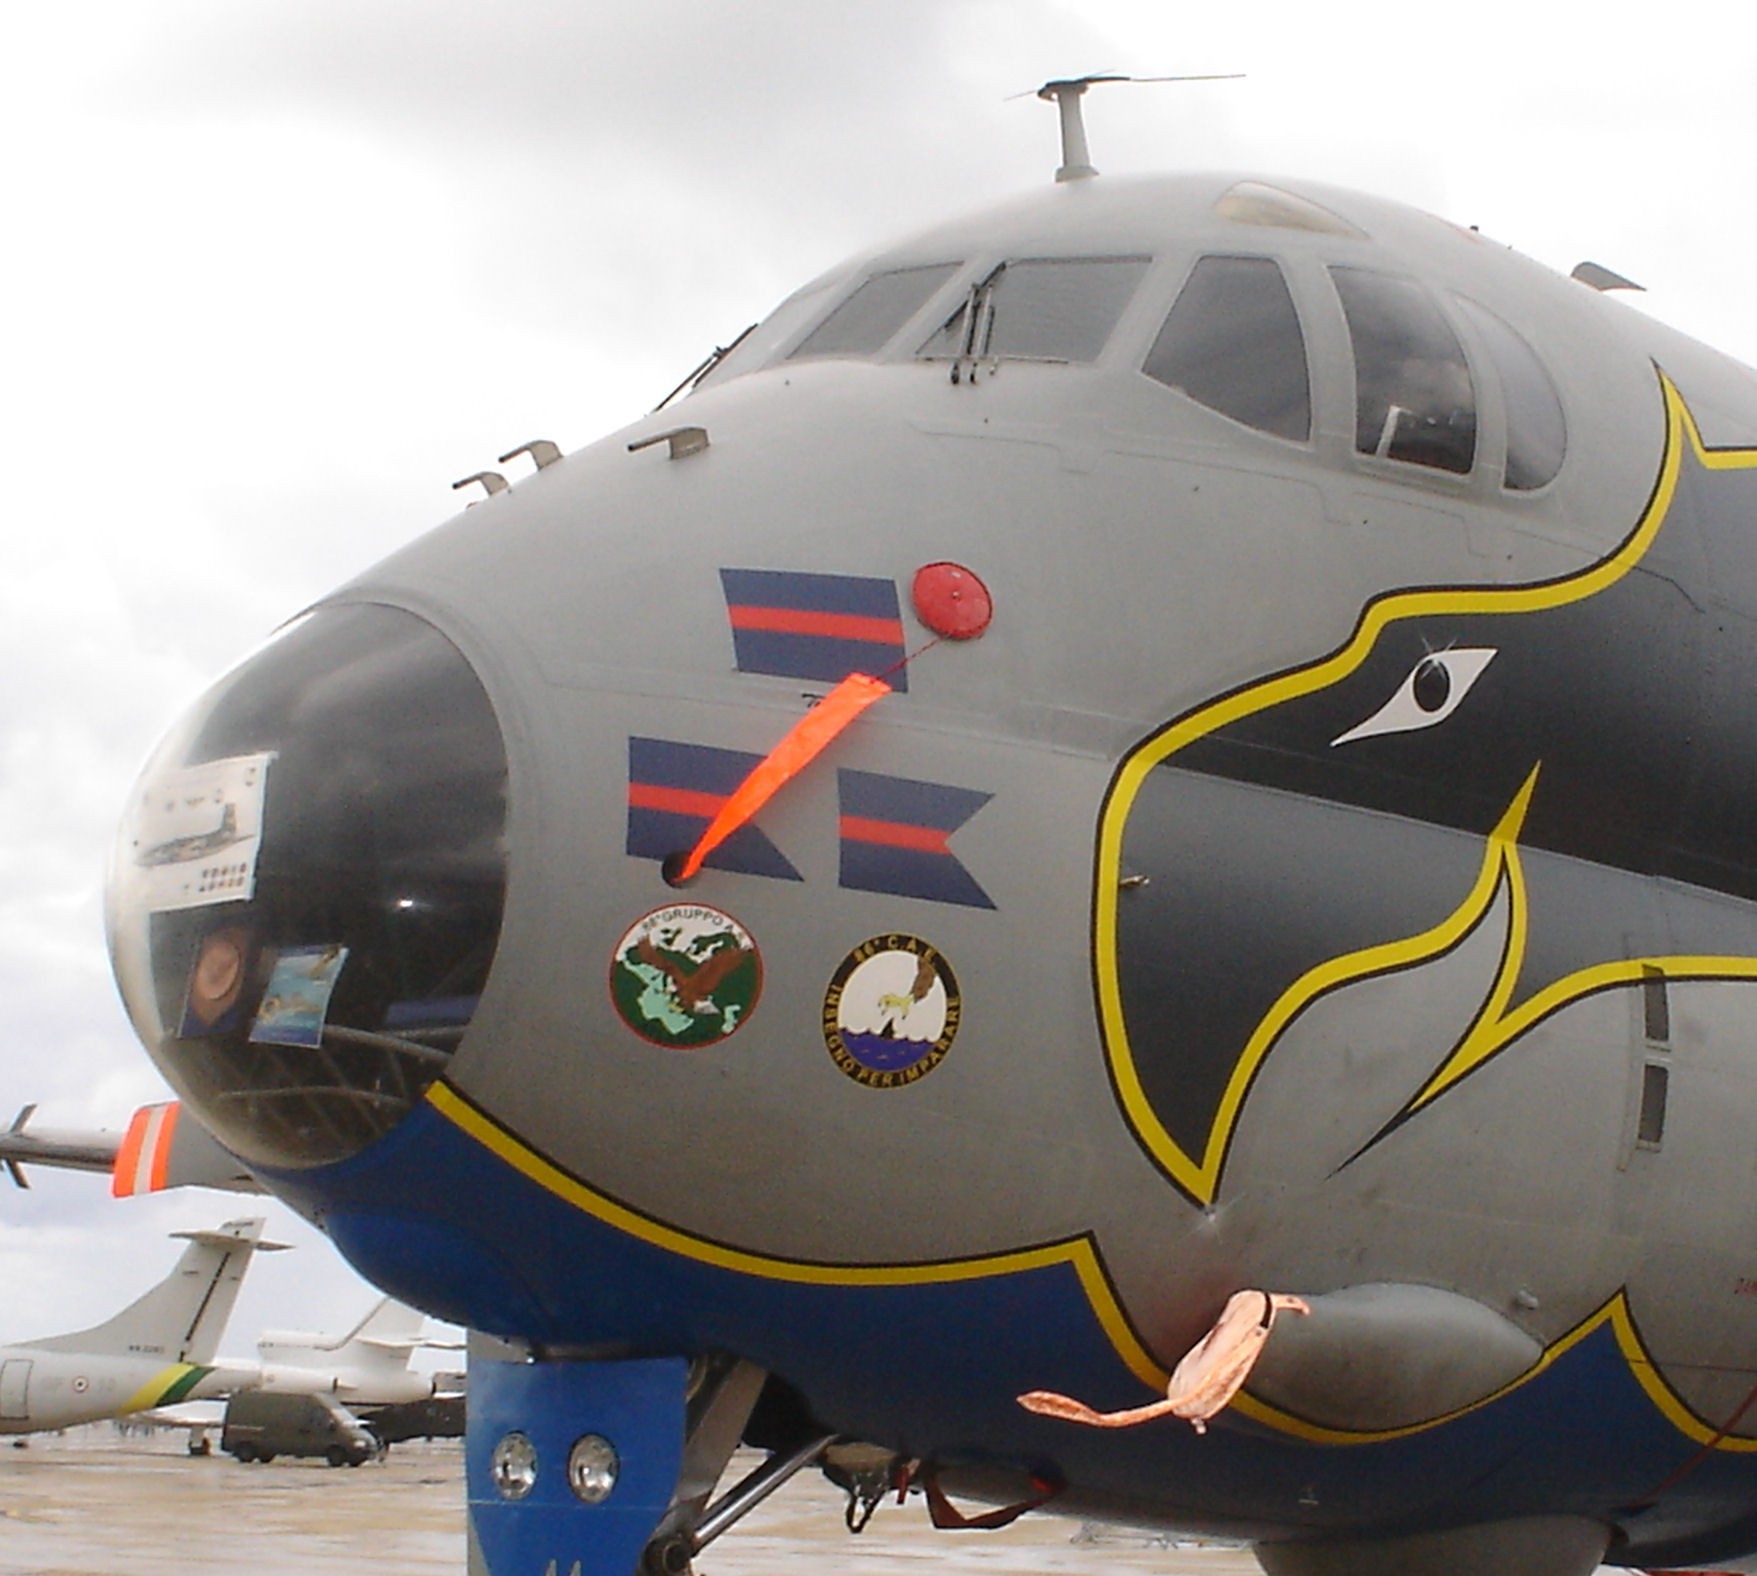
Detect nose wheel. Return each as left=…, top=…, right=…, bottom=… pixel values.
left=467, top=1344, right=835, bottom=1576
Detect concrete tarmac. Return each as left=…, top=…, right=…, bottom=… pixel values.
left=0, top=1429, right=1639, bottom=1575
left=0, top=1429, right=461, bottom=1576
left=0, top=1428, right=1261, bottom=1576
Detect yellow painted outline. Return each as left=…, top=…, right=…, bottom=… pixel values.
left=1338, top=762, right=1757, bottom=1127
left=1236, top=1289, right=1757, bottom=1451
left=1159, top=766, right=1541, bottom=1203
left=1095, top=374, right=1708, bottom=1205
left=431, top=1077, right=1757, bottom=1454
left=1408, top=882, right=1757, bottom=1122
left=426, top=1081, right=1170, bottom=1389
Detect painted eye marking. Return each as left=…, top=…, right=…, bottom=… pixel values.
left=1331, top=647, right=1497, bottom=746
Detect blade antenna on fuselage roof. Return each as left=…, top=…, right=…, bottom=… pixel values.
left=1019, top=73, right=1244, bottom=183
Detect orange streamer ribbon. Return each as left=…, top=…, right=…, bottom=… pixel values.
left=1018, top=1289, right=1309, bottom=1435
left=674, top=672, right=892, bottom=884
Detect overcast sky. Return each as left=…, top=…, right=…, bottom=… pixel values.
left=5, top=0, right=1756, bottom=1355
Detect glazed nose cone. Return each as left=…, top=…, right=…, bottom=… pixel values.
left=107, top=602, right=509, bottom=1171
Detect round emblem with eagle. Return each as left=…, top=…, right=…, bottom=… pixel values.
left=822, top=934, right=961, bottom=1088
left=609, top=904, right=762, bottom=1048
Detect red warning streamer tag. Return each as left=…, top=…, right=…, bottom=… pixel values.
left=675, top=672, right=891, bottom=884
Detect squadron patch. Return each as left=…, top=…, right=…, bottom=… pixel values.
left=610, top=904, right=763, bottom=1049
left=822, top=934, right=960, bottom=1089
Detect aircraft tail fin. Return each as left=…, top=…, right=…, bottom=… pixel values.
left=257, top=1296, right=429, bottom=1372
left=334, top=1296, right=426, bottom=1356
left=26, top=1217, right=288, bottom=1364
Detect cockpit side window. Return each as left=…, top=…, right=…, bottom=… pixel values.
left=1143, top=255, right=1311, bottom=441
left=1331, top=267, right=1476, bottom=475
left=918, top=257, right=1149, bottom=363
left=1452, top=297, right=1566, bottom=490
left=787, top=264, right=961, bottom=360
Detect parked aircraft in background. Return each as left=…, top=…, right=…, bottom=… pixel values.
left=143, top=1296, right=463, bottom=1458
left=0, top=1109, right=458, bottom=1446
left=254, top=1296, right=459, bottom=1408
left=0, top=1219, right=275, bottom=1435
left=36, top=76, right=1757, bottom=1576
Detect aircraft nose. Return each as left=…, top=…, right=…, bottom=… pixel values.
left=107, top=602, right=510, bottom=1173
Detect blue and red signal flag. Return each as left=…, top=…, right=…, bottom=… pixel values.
left=627, top=737, right=803, bottom=881
left=719, top=568, right=910, bottom=691
left=837, top=770, right=995, bottom=909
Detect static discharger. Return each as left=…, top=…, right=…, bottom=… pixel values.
left=452, top=470, right=508, bottom=501
left=498, top=439, right=563, bottom=472
left=629, top=426, right=710, bottom=461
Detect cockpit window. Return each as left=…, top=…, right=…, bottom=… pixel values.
left=1331, top=267, right=1476, bottom=475
left=1453, top=296, right=1566, bottom=490
left=1215, top=181, right=1367, bottom=240
left=1143, top=255, right=1311, bottom=441
left=787, top=264, right=961, bottom=360
left=919, top=256, right=1149, bottom=363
